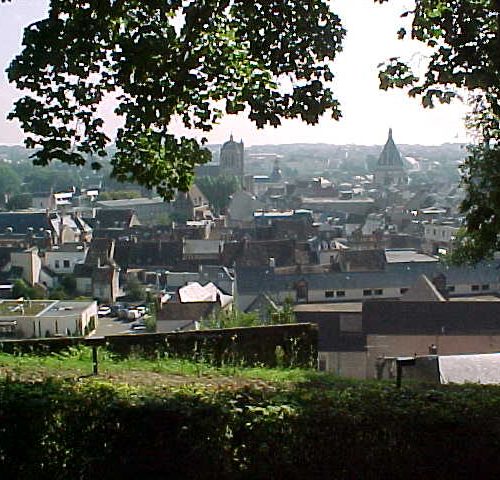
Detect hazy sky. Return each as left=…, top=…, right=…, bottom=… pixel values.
left=0, top=0, right=468, bottom=147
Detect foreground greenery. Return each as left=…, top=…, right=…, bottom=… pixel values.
left=1, top=347, right=500, bottom=478
left=0, top=346, right=311, bottom=384
left=6, top=0, right=344, bottom=199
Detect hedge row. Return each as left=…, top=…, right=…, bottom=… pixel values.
left=2, top=378, right=500, bottom=479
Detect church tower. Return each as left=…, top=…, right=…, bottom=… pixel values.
left=220, top=134, right=244, bottom=179
left=373, top=129, right=408, bottom=186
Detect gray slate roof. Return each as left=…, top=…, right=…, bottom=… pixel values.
left=236, top=261, right=500, bottom=294
left=377, top=129, right=404, bottom=168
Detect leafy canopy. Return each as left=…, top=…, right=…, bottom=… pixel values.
left=7, top=0, right=344, bottom=199
left=377, top=0, right=499, bottom=263
left=196, top=174, right=240, bottom=214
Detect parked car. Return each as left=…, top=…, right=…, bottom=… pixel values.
left=98, top=305, right=112, bottom=317
left=127, top=308, right=141, bottom=320
left=128, top=325, right=147, bottom=334
left=118, top=308, right=141, bottom=321
left=130, top=321, right=145, bottom=329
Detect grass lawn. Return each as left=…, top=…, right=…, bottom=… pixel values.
left=0, top=346, right=341, bottom=390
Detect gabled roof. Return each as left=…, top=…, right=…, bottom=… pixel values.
left=0, top=211, right=52, bottom=235
left=377, top=129, right=404, bottom=168
left=401, top=275, right=446, bottom=302
left=85, top=238, right=115, bottom=266
left=95, top=209, right=137, bottom=229
left=178, top=282, right=233, bottom=308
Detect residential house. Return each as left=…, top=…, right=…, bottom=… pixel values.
left=74, top=238, right=120, bottom=302
left=94, top=208, right=140, bottom=230
left=172, top=184, right=211, bottom=221
left=44, top=242, right=88, bottom=274
left=156, top=282, right=233, bottom=333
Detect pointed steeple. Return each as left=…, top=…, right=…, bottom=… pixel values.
left=377, top=128, right=403, bottom=167
left=270, top=158, right=283, bottom=182
left=229, top=133, right=234, bottom=142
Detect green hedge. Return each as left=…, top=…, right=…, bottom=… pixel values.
left=1, top=379, right=500, bottom=479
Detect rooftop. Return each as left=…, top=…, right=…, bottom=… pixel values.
left=47, top=243, right=86, bottom=253
left=301, top=197, right=374, bottom=204
left=97, top=197, right=164, bottom=208
left=385, top=249, right=438, bottom=264
left=0, top=300, right=95, bottom=318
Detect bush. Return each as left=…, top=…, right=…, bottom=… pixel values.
left=1, top=379, right=500, bottom=479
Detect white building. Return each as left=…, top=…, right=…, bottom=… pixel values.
left=44, top=243, right=88, bottom=274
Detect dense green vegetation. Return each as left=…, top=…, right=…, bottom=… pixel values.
left=0, top=346, right=311, bottom=384
left=197, top=175, right=240, bottom=214
left=6, top=0, right=344, bottom=199
left=1, top=347, right=500, bottom=478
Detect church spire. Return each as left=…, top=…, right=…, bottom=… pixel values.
left=388, top=128, right=393, bottom=140
left=230, top=133, right=234, bottom=142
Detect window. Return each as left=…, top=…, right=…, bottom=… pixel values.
left=471, top=285, right=480, bottom=292
left=447, top=285, right=455, bottom=293
left=400, top=288, right=408, bottom=294
left=63, top=260, right=70, bottom=268
left=363, top=289, right=372, bottom=296
left=374, top=289, right=383, bottom=296
left=336, top=290, right=346, bottom=297
left=55, top=260, right=60, bottom=269
left=482, top=284, right=490, bottom=291
left=325, top=290, right=334, bottom=298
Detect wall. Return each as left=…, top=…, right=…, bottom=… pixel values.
left=0, top=323, right=318, bottom=368
left=11, top=249, right=41, bottom=286
left=365, top=334, right=500, bottom=379
left=318, top=351, right=367, bottom=378
left=76, top=277, right=92, bottom=296
left=45, top=249, right=87, bottom=274
left=6, top=301, right=98, bottom=338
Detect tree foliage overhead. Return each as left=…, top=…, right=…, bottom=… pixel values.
left=7, top=0, right=344, bottom=199
left=377, top=0, right=499, bottom=263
